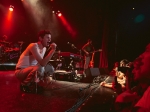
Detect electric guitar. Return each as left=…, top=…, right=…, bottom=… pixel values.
left=87, top=49, right=102, bottom=68
left=89, top=53, right=95, bottom=68
left=85, top=49, right=102, bottom=57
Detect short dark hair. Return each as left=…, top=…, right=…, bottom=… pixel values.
left=38, top=30, right=51, bottom=38
left=88, top=39, right=92, bottom=42
left=120, top=59, right=129, bottom=65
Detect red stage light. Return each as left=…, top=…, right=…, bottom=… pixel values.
left=58, top=13, right=62, bottom=17
left=9, top=5, right=14, bottom=11
left=9, top=7, right=13, bottom=11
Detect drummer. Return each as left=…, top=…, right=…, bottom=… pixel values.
left=10, top=42, right=20, bottom=51
left=0, top=35, right=9, bottom=43
left=0, top=35, right=11, bottom=48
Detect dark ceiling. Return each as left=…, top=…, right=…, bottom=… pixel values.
left=0, top=0, right=150, bottom=66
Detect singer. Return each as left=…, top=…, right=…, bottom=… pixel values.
left=15, top=30, right=57, bottom=93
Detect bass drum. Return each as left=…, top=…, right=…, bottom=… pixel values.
left=0, top=45, right=4, bottom=57
left=44, top=63, right=55, bottom=76
left=6, top=50, right=20, bottom=63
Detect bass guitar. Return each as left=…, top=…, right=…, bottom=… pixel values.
left=85, top=49, right=102, bottom=57
left=88, top=49, right=102, bottom=68
left=89, top=53, right=95, bottom=68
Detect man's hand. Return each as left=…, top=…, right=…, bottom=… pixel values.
left=85, top=52, right=89, bottom=56
left=50, top=43, right=57, bottom=50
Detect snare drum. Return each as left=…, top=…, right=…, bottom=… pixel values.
left=6, top=50, right=20, bottom=63
left=75, top=62, right=83, bottom=68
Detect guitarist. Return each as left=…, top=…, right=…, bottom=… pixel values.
left=82, top=39, right=95, bottom=77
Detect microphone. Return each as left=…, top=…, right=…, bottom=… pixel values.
left=47, top=45, right=51, bottom=51
left=47, top=42, right=60, bottom=51
left=47, top=41, right=52, bottom=47
left=67, top=42, right=76, bottom=49
left=67, top=42, right=71, bottom=44
left=47, top=42, right=54, bottom=50
left=71, top=44, right=76, bottom=49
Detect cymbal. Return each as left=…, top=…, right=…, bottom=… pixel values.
left=0, top=41, right=10, bottom=44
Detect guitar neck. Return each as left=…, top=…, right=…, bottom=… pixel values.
left=84, top=49, right=102, bottom=56
left=90, top=49, right=102, bottom=54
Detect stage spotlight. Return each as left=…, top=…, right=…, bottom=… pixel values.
left=58, top=12, right=62, bottom=17
left=9, top=5, right=14, bottom=11
left=52, top=11, right=55, bottom=14
left=57, top=11, right=62, bottom=17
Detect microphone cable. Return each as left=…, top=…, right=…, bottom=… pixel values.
left=65, top=82, right=99, bottom=112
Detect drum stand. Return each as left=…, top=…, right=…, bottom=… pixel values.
left=69, top=45, right=83, bottom=81
left=0, top=46, right=8, bottom=70
left=74, top=49, right=83, bottom=81
left=18, top=41, right=24, bottom=55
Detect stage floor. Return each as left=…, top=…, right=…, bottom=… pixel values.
left=0, top=68, right=117, bottom=112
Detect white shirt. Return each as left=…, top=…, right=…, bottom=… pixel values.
left=16, top=43, right=46, bottom=68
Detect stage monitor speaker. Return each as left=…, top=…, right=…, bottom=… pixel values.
left=82, top=68, right=100, bottom=83
left=90, top=68, right=100, bottom=76
left=85, top=68, right=100, bottom=77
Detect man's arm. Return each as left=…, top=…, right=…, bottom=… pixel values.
left=29, top=43, right=56, bottom=66
left=82, top=44, right=89, bottom=56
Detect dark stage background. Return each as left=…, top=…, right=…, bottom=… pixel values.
left=0, top=0, right=150, bottom=69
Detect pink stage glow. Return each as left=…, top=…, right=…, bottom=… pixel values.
left=59, top=15, right=76, bottom=38
left=2, top=9, right=13, bottom=34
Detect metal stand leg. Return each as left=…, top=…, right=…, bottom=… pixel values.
left=35, top=71, right=40, bottom=93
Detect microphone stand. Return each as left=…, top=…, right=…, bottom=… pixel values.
left=70, top=44, right=83, bottom=79
left=18, top=42, right=24, bottom=55
left=78, top=49, right=82, bottom=72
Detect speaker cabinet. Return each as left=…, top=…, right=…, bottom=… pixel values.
left=82, top=68, right=109, bottom=83
left=85, top=68, right=109, bottom=77
left=85, top=68, right=100, bottom=77
left=90, top=68, right=100, bottom=76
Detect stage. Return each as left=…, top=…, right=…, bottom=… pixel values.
left=0, top=63, right=117, bottom=112
left=0, top=64, right=118, bottom=112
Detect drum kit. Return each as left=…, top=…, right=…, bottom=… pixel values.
left=0, top=40, right=23, bottom=63
left=49, top=51, right=83, bottom=71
